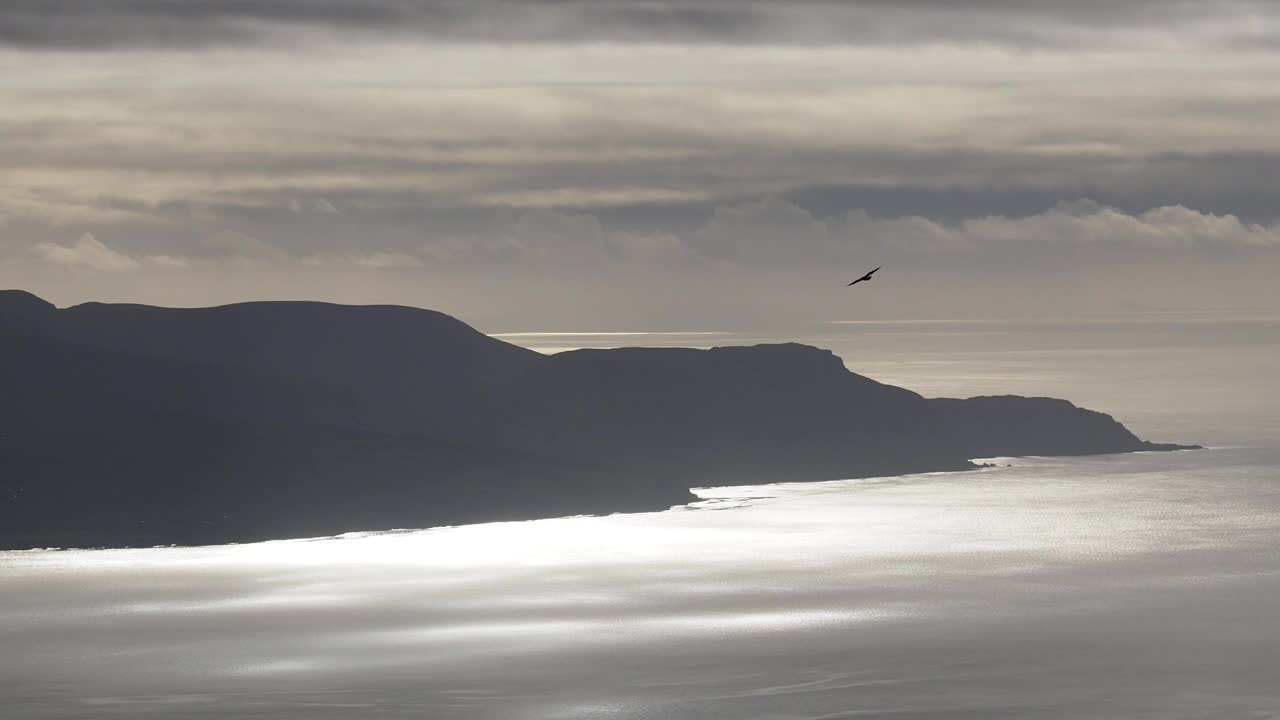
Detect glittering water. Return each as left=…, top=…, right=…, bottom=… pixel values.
left=3, top=314, right=1279, bottom=719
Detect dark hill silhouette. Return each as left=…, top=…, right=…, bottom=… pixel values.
left=472, top=344, right=941, bottom=482
left=470, top=343, right=1183, bottom=485
left=0, top=290, right=56, bottom=332
left=4, top=332, right=358, bottom=429
left=47, top=299, right=543, bottom=430
left=0, top=291, right=1196, bottom=549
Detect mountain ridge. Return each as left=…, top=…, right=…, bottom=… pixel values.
left=0, top=290, right=1197, bottom=549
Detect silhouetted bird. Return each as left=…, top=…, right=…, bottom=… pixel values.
left=847, top=266, right=882, bottom=286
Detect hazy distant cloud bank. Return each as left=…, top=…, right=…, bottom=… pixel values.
left=2, top=0, right=1278, bottom=49
left=15, top=201, right=1277, bottom=279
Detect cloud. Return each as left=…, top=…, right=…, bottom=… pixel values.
left=693, top=197, right=837, bottom=263
left=302, top=251, right=423, bottom=269
left=31, top=233, right=190, bottom=271
left=2, top=1, right=1275, bottom=50
left=423, top=208, right=612, bottom=266
left=388, top=199, right=1280, bottom=270
left=289, top=198, right=339, bottom=214
left=32, top=233, right=141, bottom=271
left=606, top=231, right=694, bottom=264
left=846, top=201, right=1280, bottom=258
left=845, top=211, right=974, bottom=255
left=6, top=57, right=1280, bottom=241
left=17, top=201, right=1279, bottom=281
left=684, top=198, right=1280, bottom=263
left=501, top=208, right=608, bottom=263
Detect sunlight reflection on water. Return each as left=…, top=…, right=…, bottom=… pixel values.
left=4, top=448, right=1280, bottom=718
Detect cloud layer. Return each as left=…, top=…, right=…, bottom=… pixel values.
left=5, top=44, right=1280, bottom=248
left=16, top=202, right=1278, bottom=279
left=3, top=1, right=1278, bottom=50
left=3, top=3, right=1278, bottom=322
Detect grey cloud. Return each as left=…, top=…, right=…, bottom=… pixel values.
left=289, top=198, right=339, bottom=214
left=469, top=207, right=610, bottom=265
left=0, top=0, right=429, bottom=49
left=302, top=251, right=424, bottom=269
left=845, top=201, right=1280, bottom=259
left=693, top=197, right=837, bottom=263
left=18, top=201, right=1275, bottom=280
left=420, top=208, right=695, bottom=267
left=10, top=199, right=1279, bottom=332
left=11, top=131, right=1280, bottom=253
left=1, top=0, right=1275, bottom=50
left=6, top=60, right=1280, bottom=237
left=32, top=233, right=140, bottom=271
left=687, top=199, right=1280, bottom=264
left=31, top=232, right=189, bottom=271
left=5, top=40, right=1280, bottom=276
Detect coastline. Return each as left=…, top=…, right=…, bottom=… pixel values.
left=0, top=446, right=1204, bottom=552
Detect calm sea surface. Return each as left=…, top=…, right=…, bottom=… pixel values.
left=3, top=314, right=1279, bottom=719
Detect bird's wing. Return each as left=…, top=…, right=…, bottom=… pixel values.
left=848, top=266, right=881, bottom=285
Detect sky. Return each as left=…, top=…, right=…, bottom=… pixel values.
left=2, top=1, right=1279, bottom=329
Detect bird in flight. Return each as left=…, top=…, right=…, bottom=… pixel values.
left=847, top=266, right=882, bottom=286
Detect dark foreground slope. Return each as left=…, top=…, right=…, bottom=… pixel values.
left=0, top=291, right=1195, bottom=549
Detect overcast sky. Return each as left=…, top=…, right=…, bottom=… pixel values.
left=2, top=1, right=1278, bottom=328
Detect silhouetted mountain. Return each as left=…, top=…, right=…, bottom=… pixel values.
left=43, top=299, right=542, bottom=430
left=474, top=344, right=943, bottom=483
left=0, top=291, right=1196, bottom=549
left=0, top=290, right=56, bottom=332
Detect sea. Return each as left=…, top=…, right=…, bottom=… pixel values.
left=3, top=312, right=1279, bottom=719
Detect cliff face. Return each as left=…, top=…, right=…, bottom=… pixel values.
left=0, top=291, right=1193, bottom=549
